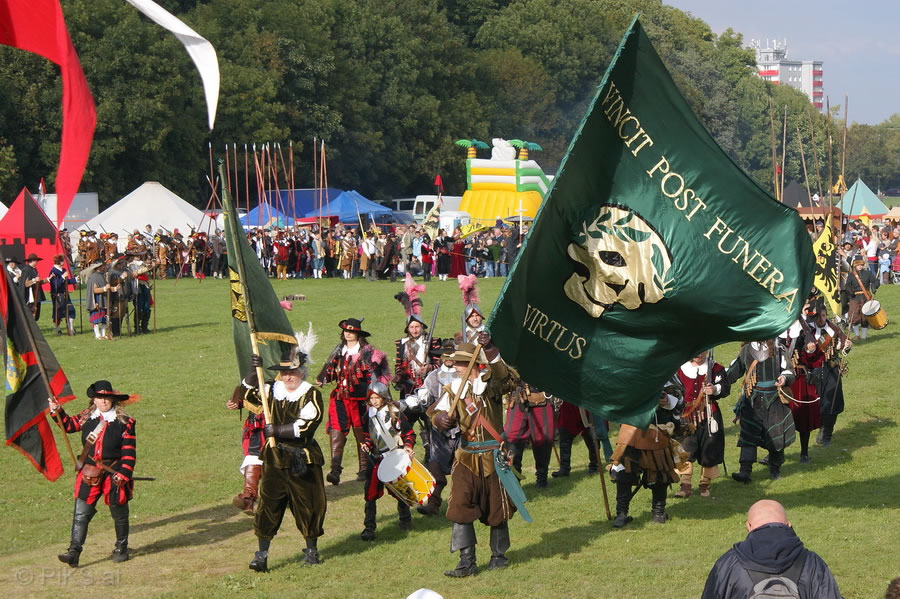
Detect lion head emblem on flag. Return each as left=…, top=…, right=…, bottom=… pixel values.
left=564, top=205, right=673, bottom=318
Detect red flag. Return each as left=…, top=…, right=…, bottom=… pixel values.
left=433, top=174, right=444, bottom=194
left=1, top=257, right=76, bottom=481
left=0, top=0, right=97, bottom=226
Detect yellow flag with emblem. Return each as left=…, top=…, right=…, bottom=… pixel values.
left=811, top=219, right=841, bottom=316
left=459, top=223, right=489, bottom=239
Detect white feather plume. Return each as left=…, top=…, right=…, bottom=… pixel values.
left=295, top=322, right=318, bottom=364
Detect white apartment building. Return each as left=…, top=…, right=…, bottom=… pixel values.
left=751, top=39, right=824, bottom=112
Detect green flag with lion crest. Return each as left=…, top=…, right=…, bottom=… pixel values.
left=488, top=17, right=814, bottom=428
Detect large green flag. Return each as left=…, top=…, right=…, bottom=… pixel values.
left=221, top=165, right=296, bottom=379
left=488, top=18, right=814, bottom=428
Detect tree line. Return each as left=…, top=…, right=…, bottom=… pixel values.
left=1, top=0, right=894, bottom=209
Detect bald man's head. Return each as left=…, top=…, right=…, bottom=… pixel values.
left=746, top=500, right=790, bottom=532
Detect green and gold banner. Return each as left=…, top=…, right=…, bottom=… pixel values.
left=488, top=18, right=814, bottom=427
left=221, top=165, right=296, bottom=379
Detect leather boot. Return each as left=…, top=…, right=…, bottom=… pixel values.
left=650, top=483, right=669, bottom=523
left=533, top=444, right=552, bottom=488
left=418, top=462, right=445, bottom=516
left=674, top=473, right=692, bottom=498
left=613, top=478, right=634, bottom=528
left=768, top=450, right=785, bottom=480
left=352, top=427, right=368, bottom=481
left=249, top=538, right=270, bottom=572
left=584, top=432, right=599, bottom=474
left=445, top=523, right=477, bottom=577
left=360, top=499, right=377, bottom=541
left=488, top=522, right=510, bottom=570
left=139, top=312, right=150, bottom=334
left=552, top=429, right=573, bottom=477
left=110, top=503, right=130, bottom=562
left=58, top=499, right=96, bottom=567
left=397, top=499, right=412, bottom=531
left=232, top=464, right=262, bottom=514
left=326, top=430, right=346, bottom=485
left=732, top=462, right=753, bottom=483
left=699, top=483, right=711, bottom=497
left=302, top=537, right=321, bottom=566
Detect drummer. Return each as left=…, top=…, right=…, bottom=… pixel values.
left=845, top=257, right=879, bottom=341
left=358, top=382, right=416, bottom=541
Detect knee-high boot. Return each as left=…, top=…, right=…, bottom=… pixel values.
left=110, top=503, right=130, bottom=562
left=583, top=432, right=599, bottom=473
left=232, top=464, right=262, bottom=514
left=613, top=477, right=634, bottom=528
left=397, top=499, right=412, bottom=530
left=352, top=427, right=368, bottom=481
left=650, top=483, right=668, bottom=524
left=488, top=522, right=510, bottom=570
left=327, top=430, right=346, bottom=485
left=444, top=522, right=477, bottom=577
left=552, top=429, right=573, bottom=477
left=533, top=443, right=552, bottom=488
left=58, top=499, right=96, bottom=567
left=360, top=499, right=377, bottom=541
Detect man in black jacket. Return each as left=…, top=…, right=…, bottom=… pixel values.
left=702, top=500, right=841, bottom=598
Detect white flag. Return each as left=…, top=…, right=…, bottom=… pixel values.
left=124, top=0, right=219, bottom=130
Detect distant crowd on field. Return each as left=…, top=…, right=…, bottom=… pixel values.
left=68, top=221, right=530, bottom=283
left=815, top=218, right=900, bottom=285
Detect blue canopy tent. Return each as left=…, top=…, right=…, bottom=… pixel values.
left=240, top=203, right=293, bottom=228
left=302, top=190, right=391, bottom=224
left=264, top=188, right=343, bottom=219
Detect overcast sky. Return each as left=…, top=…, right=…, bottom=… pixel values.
left=664, top=0, right=899, bottom=125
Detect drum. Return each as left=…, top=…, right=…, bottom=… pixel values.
left=862, top=299, right=888, bottom=330
left=376, top=448, right=436, bottom=507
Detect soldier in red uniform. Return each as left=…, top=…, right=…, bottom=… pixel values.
left=316, top=318, right=390, bottom=484
left=226, top=388, right=266, bottom=515
left=673, top=351, right=730, bottom=498
left=49, top=381, right=138, bottom=566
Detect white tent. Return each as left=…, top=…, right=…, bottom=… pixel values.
left=0, top=200, right=7, bottom=221
left=76, top=182, right=206, bottom=249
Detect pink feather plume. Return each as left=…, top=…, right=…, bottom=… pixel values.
left=458, top=274, right=479, bottom=306
left=404, top=273, right=426, bottom=315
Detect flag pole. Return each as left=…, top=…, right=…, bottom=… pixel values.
left=5, top=270, right=77, bottom=469
left=579, top=408, right=612, bottom=521
left=219, top=161, right=275, bottom=448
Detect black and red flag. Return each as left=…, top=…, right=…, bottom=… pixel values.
left=1, top=253, right=75, bottom=481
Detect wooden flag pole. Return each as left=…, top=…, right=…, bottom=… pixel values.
left=580, top=408, right=612, bottom=521
left=219, top=161, right=274, bottom=448
left=806, top=107, right=824, bottom=199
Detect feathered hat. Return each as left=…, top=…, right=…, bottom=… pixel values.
left=269, top=323, right=318, bottom=371
left=395, top=272, right=427, bottom=332
left=458, top=274, right=482, bottom=322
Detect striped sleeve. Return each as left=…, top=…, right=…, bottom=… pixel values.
left=115, top=419, right=137, bottom=480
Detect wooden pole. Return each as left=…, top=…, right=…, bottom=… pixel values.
left=244, top=144, right=250, bottom=216
left=219, top=161, right=275, bottom=448
left=841, top=96, right=849, bottom=183
left=768, top=97, right=779, bottom=201
left=806, top=107, right=824, bottom=199
left=796, top=126, right=814, bottom=211
left=580, top=408, right=612, bottom=521
left=446, top=344, right=483, bottom=418
left=780, top=106, right=788, bottom=203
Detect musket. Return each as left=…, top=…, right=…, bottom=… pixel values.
left=423, top=302, right=439, bottom=353
left=98, top=462, right=155, bottom=482
left=579, top=407, right=612, bottom=521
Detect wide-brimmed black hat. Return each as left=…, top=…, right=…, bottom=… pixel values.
left=4, top=256, right=20, bottom=264
left=268, top=346, right=309, bottom=371
left=86, top=380, right=137, bottom=404
left=25, top=253, right=43, bottom=262
left=430, top=338, right=456, bottom=358
left=339, top=318, right=370, bottom=337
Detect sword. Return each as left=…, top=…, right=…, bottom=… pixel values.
left=423, top=302, right=439, bottom=354
left=98, top=462, right=156, bottom=481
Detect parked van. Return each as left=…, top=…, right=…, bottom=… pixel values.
left=413, top=195, right=462, bottom=222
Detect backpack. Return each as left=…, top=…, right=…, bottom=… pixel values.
left=746, top=550, right=807, bottom=599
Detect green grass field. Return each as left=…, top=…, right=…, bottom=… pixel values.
left=1, top=275, right=898, bottom=598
